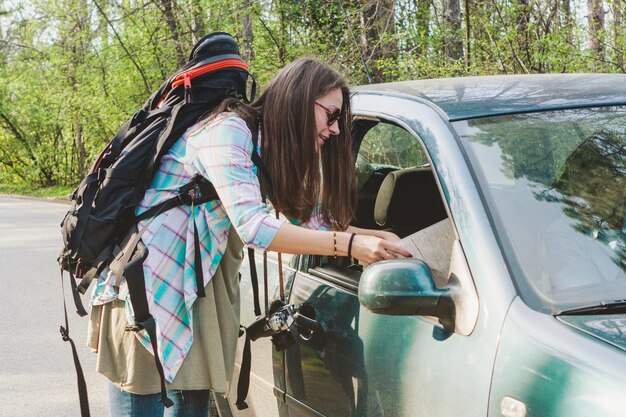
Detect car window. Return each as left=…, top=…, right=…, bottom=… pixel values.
left=358, top=122, right=429, bottom=169
left=306, top=120, right=454, bottom=291
left=455, top=106, right=626, bottom=311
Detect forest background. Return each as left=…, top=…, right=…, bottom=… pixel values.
left=0, top=0, right=624, bottom=195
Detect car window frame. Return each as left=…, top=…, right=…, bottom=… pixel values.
left=300, top=114, right=460, bottom=292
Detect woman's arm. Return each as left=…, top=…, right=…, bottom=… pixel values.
left=194, top=116, right=286, bottom=251
left=268, top=223, right=411, bottom=264
left=193, top=116, right=409, bottom=263
left=345, top=225, right=402, bottom=242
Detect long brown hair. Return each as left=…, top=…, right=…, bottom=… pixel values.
left=203, top=58, right=357, bottom=230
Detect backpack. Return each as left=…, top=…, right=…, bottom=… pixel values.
left=57, top=32, right=266, bottom=416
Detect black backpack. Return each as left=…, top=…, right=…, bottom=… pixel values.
left=57, top=32, right=267, bottom=416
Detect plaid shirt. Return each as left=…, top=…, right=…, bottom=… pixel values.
left=91, top=113, right=328, bottom=382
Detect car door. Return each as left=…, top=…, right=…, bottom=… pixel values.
left=222, top=249, right=297, bottom=417
left=280, top=114, right=495, bottom=417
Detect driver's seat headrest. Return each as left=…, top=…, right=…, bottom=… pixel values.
left=374, top=167, right=448, bottom=237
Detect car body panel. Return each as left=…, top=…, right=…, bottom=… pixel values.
left=285, top=249, right=492, bottom=417
left=489, top=298, right=626, bottom=417
left=227, top=252, right=294, bottom=417
left=354, top=74, right=626, bottom=121
left=275, top=93, right=516, bottom=416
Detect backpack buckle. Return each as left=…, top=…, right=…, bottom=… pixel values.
left=177, top=175, right=204, bottom=205
left=59, top=325, right=70, bottom=342
left=177, top=187, right=195, bottom=205
left=125, top=324, right=143, bottom=332
left=183, top=74, right=192, bottom=103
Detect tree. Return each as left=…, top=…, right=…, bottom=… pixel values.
left=516, top=0, right=530, bottom=63
left=613, top=0, right=625, bottom=71
left=59, top=0, right=91, bottom=175
left=189, top=1, right=206, bottom=44
left=416, top=0, right=432, bottom=55
left=360, top=0, right=398, bottom=82
left=443, top=0, right=463, bottom=61
left=588, top=0, right=605, bottom=64
left=1, top=0, right=626, bottom=190
left=240, top=0, right=255, bottom=63
left=157, top=0, right=187, bottom=67
left=562, top=0, right=574, bottom=46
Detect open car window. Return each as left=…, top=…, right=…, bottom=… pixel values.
left=305, top=119, right=455, bottom=290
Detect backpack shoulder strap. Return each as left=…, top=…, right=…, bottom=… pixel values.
left=248, top=119, right=274, bottom=199
left=121, top=236, right=174, bottom=408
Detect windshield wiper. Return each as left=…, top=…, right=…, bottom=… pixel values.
left=557, top=300, right=626, bottom=316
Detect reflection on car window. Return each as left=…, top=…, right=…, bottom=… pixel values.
left=358, top=123, right=428, bottom=168
left=455, top=106, right=626, bottom=311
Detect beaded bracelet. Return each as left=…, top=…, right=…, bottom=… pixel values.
left=347, top=233, right=356, bottom=259
left=333, top=231, right=338, bottom=258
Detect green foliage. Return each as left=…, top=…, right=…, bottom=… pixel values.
left=0, top=0, right=624, bottom=194
left=359, top=123, right=428, bottom=168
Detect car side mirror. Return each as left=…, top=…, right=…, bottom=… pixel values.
left=358, top=241, right=479, bottom=336
left=358, top=258, right=455, bottom=331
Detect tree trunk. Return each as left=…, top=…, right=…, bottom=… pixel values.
left=158, top=0, right=187, bottom=67
left=464, top=0, right=471, bottom=69
left=241, top=0, right=255, bottom=63
left=587, top=0, right=605, bottom=62
left=443, top=0, right=463, bottom=61
left=415, top=0, right=431, bottom=55
left=277, top=0, right=287, bottom=66
left=72, top=3, right=88, bottom=178
left=614, top=0, right=625, bottom=71
left=64, top=0, right=89, bottom=182
left=516, top=0, right=530, bottom=60
left=562, top=0, right=573, bottom=46
left=361, top=0, right=398, bottom=83
left=190, top=1, right=206, bottom=45
left=75, top=122, right=86, bottom=175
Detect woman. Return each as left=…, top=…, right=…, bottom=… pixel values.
left=88, top=58, right=411, bottom=417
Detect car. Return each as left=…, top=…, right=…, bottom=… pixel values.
left=214, top=74, right=626, bottom=417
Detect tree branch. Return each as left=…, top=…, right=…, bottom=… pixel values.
left=0, top=112, right=36, bottom=167
left=92, top=0, right=152, bottom=94
left=491, top=0, right=529, bottom=73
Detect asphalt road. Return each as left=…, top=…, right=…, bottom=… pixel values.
left=0, top=196, right=107, bottom=417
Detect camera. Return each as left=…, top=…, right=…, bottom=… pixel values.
left=246, top=300, right=318, bottom=351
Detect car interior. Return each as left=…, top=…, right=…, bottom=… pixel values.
left=305, top=118, right=455, bottom=290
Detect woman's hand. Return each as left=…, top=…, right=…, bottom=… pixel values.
left=350, top=234, right=412, bottom=264
left=376, top=230, right=402, bottom=243
left=344, top=226, right=406, bottom=262
left=268, top=224, right=411, bottom=263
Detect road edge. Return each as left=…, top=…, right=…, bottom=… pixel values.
left=0, top=193, right=70, bottom=205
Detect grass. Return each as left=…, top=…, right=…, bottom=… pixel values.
left=0, top=183, right=74, bottom=200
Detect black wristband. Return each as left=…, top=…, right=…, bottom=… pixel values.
left=347, top=233, right=356, bottom=259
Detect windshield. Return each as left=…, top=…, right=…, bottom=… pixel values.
left=453, top=107, right=625, bottom=312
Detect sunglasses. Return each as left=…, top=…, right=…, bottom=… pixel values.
left=315, top=101, right=342, bottom=126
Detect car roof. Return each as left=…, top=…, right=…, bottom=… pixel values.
left=353, top=74, right=626, bottom=121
